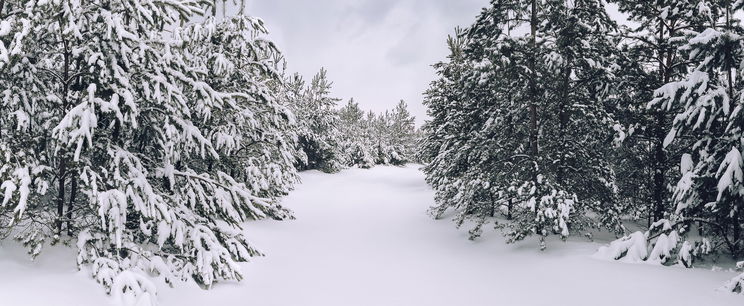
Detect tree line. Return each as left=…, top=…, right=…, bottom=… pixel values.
left=420, top=0, right=744, bottom=292
left=284, top=69, right=419, bottom=174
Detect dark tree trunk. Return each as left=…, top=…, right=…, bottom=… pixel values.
left=66, top=171, right=77, bottom=236
left=651, top=10, right=668, bottom=223
left=557, top=60, right=572, bottom=186
left=528, top=0, right=539, bottom=164
left=56, top=158, right=66, bottom=236
left=507, top=199, right=513, bottom=220
left=652, top=111, right=666, bottom=222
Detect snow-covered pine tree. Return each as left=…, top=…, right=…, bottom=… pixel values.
left=422, top=0, right=622, bottom=246
left=652, top=0, right=744, bottom=254
left=423, top=8, right=533, bottom=239
left=281, top=73, right=311, bottom=168
left=338, top=99, right=376, bottom=168
left=288, top=69, right=343, bottom=173
left=609, top=0, right=709, bottom=226
left=422, top=23, right=503, bottom=239
left=180, top=13, right=300, bottom=200
left=387, top=100, right=416, bottom=165
left=645, top=1, right=744, bottom=287
left=531, top=0, right=624, bottom=234
left=0, top=1, right=297, bottom=304
left=370, top=110, right=400, bottom=165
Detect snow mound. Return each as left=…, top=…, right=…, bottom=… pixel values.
left=594, top=231, right=648, bottom=262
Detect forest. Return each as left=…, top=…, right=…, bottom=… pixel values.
left=421, top=0, right=744, bottom=293
left=1, top=0, right=744, bottom=305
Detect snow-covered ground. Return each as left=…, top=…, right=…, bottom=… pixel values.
left=1, top=165, right=742, bottom=306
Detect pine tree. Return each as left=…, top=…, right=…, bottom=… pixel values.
left=650, top=0, right=744, bottom=270
left=0, top=1, right=297, bottom=304
left=387, top=100, right=416, bottom=165
left=610, top=0, right=708, bottom=226
left=422, top=0, right=622, bottom=246
left=288, top=69, right=343, bottom=173
left=338, top=99, right=375, bottom=168
left=181, top=14, right=301, bottom=199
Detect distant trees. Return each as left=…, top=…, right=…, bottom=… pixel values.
left=338, top=99, right=376, bottom=168
left=284, top=71, right=418, bottom=172
left=369, top=100, right=417, bottom=166
left=421, top=0, right=744, bottom=293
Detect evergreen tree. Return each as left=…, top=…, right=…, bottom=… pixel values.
left=387, top=100, right=417, bottom=165
left=647, top=0, right=744, bottom=283
left=422, top=0, right=622, bottom=246
left=610, top=0, right=708, bottom=226
left=338, top=99, right=375, bottom=168
left=0, top=1, right=297, bottom=304
left=653, top=2, right=744, bottom=252
left=288, top=69, right=343, bottom=173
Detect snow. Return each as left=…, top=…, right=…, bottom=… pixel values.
left=594, top=231, right=648, bottom=262
left=716, top=147, right=743, bottom=201
left=1, top=165, right=743, bottom=306
left=647, top=231, right=680, bottom=264
left=680, top=153, right=694, bottom=174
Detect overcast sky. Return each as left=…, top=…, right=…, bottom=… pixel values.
left=242, top=0, right=489, bottom=126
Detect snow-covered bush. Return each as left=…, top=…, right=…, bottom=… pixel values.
left=506, top=178, right=576, bottom=249
left=595, top=219, right=715, bottom=268
left=722, top=261, right=744, bottom=294
left=595, top=231, right=649, bottom=262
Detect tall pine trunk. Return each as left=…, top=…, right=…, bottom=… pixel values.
left=56, top=157, right=66, bottom=236
left=528, top=0, right=542, bottom=239
left=651, top=8, right=668, bottom=223
left=66, top=172, right=77, bottom=236
left=528, top=0, right=539, bottom=168
left=57, top=38, right=71, bottom=236
left=557, top=61, right=572, bottom=186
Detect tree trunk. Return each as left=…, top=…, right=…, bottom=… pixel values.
left=652, top=10, right=668, bottom=223
left=528, top=0, right=539, bottom=164
left=507, top=199, right=513, bottom=220
left=557, top=60, right=571, bottom=186
left=66, top=171, right=77, bottom=236
left=652, top=111, right=666, bottom=222
left=726, top=0, right=734, bottom=101
left=56, top=158, right=66, bottom=236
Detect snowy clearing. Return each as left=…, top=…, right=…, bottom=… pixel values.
left=1, top=165, right=742, bottom=306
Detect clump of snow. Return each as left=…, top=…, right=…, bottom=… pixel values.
left=647, top=231, right=680, bottom=264
left=721, top=262, right=744, bottom=294
left=678, top=241, right=694, bottom=268
left=111, top=271, right=158, bottom=306
left=594, top=231, right=648, bottom=262
left=680, top=153, right=694, bottom=174
left=716, top=147, right=742, bottom=201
